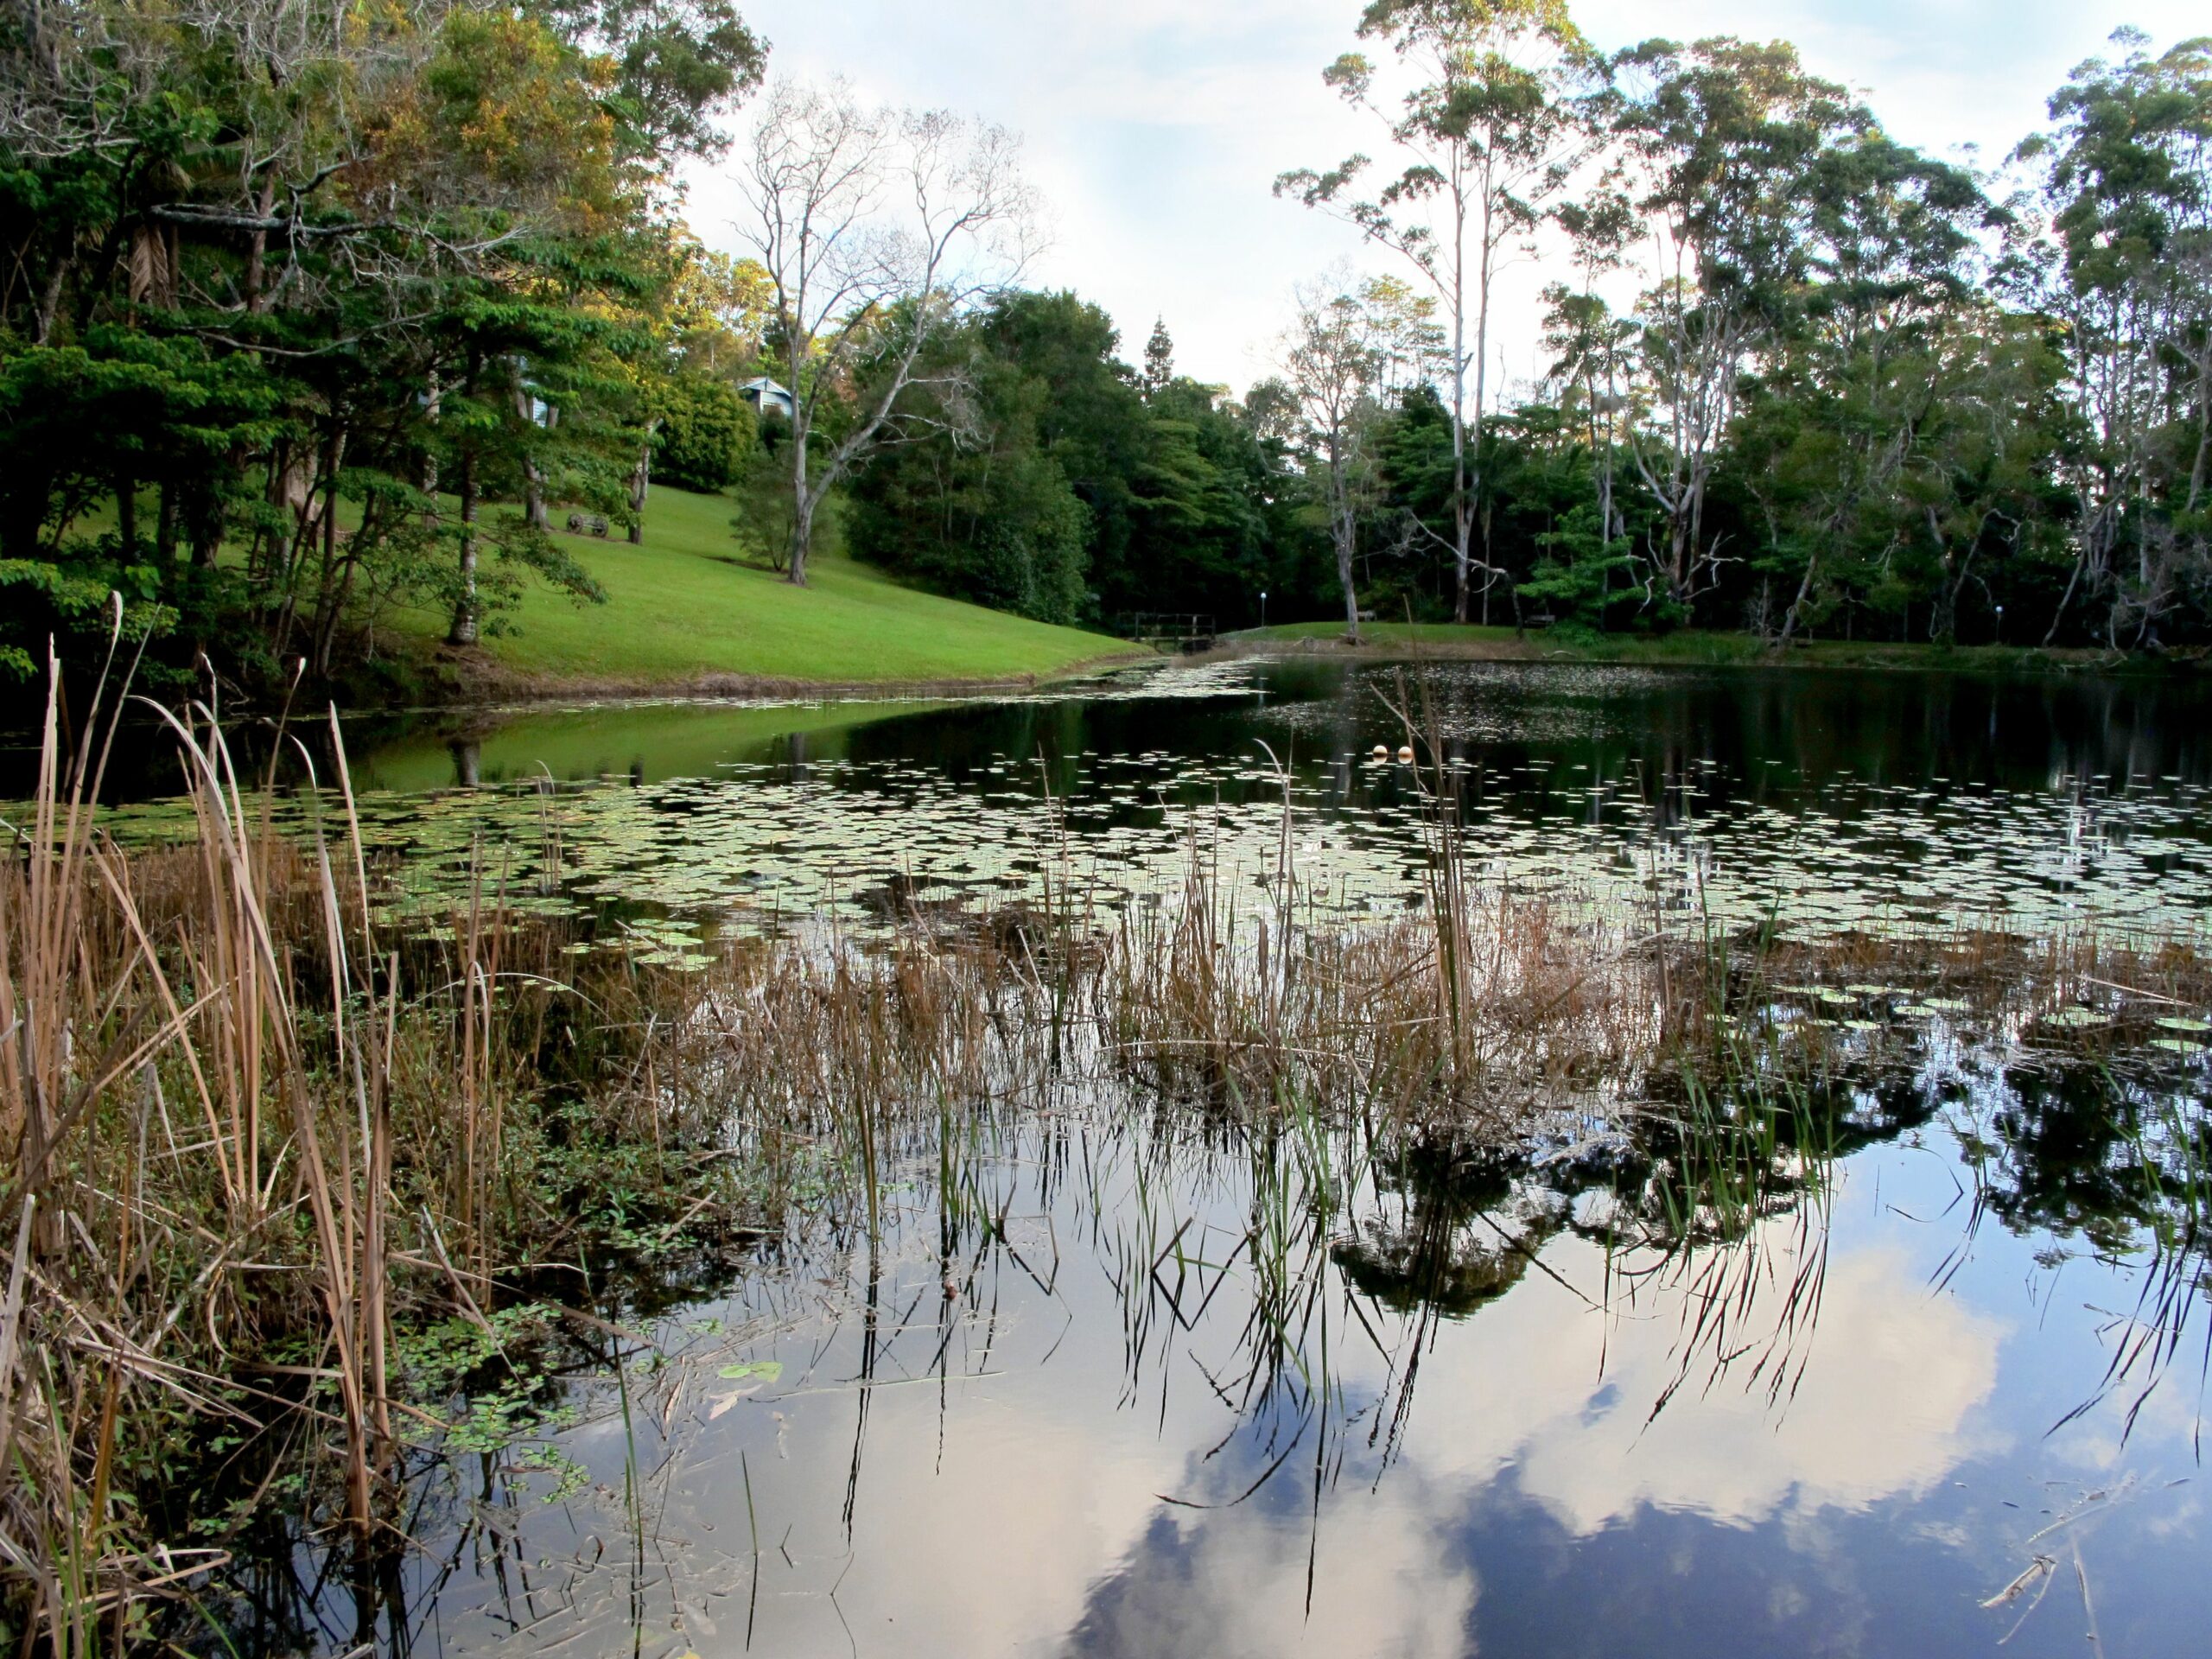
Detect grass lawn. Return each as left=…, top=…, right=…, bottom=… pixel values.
left=395, top=485, right=1141, bottom=691
left=1232, top=620, right=2158, bottom=675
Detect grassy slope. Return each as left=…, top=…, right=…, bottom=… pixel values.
left=1236, top=620, right=2169, bottom=675
left=397, top=485, right=1140, bottom=690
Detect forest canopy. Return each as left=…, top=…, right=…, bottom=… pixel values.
left=3, top=3, right=2209, bottom=695
left=849, top=24, right=2212, bottom=655
left=0, top=0, right=764, bottom=684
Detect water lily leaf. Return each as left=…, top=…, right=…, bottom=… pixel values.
left=716, top=1360, right=782, bottom=1382
left=2049, top=1007, right=2108, bottom=1027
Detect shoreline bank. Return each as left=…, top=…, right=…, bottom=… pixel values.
left=414, top=642, right=1158, bottom=709
left=1211, top=624, right=2204, bottom=678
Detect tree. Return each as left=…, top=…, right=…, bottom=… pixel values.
left=1284, top=281, right=1387, bottom=640
left=0, top=0, right=765, bottom=686
left=669, top=242, right=779, bottom=374
left=842, top=302, right=1089, bottom=622
left=2014, top=31, right=2212, bottom=648
left=1280, top=0, right=1591, bottom=620
left=1542, top=183, right=1637, bottom=586
left=734, top=78, right=1037, bottom=585
left=1738, top=131, right=1994, bottom=642
left=1598, top=37, right=1869, bottom=616
left=543, top=0, right=764, bottom=169
left=1358, top=272, right=1447, bottom=397
left=653, top=372, right=759, bottom=491
left=1142, top=316, right=1175, bottom=398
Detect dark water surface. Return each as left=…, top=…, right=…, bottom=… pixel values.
left=25, top=657, right=2212, bottom=936
left=69, top=657, right=2212, bottom=1656
left=348, top=656, right=2212, bottom=938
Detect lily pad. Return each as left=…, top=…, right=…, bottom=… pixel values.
left=716, top=1360, right=783, bottom=1382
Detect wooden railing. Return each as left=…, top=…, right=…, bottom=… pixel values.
left=1115, top=612, right=1217, bottom=650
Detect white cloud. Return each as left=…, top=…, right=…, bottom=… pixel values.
left=1402, top=1237, right=2011, bottom=1535
left=1067, top=1497, right=1480, bottom=1659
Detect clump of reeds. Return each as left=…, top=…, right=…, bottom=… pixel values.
left=1096, top=867, right=1685, bottom=1128
left=0, top=647, right=407, bottom=1651
left=0, top=651, right=697, bottom=1653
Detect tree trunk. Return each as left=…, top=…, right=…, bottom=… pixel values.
left=1777, top=548, right=1820, bottom=646
left=448, top=448, right=480, bottom=647
left=315, top=497, right=371, bottom=680
left=1462, top=194, right=1496, bottom=628
left=1332, top=444, right=1361, bottom=645
left=420, top=372, right=442, bottom=496
left=787, top=406, right=812, bottom=585
left=628, top=423, right=657, bottom=545
left=515, top=378, right=551, bottom=531
left=33, top=252, right=67, bottom=344
left=523, top=460, right=549, bottom=531
left=1448, top=170, right=1471, bottom=626
left=189, top=486, right=223, bottom=571
left=788, top=487, right=816, bottom=585
left=245, top=180, right=275, bottom=314
left=1338, top=531, right=1362, bottom=644
left=155, top=480, right=177, bottom=585
left=116, top=473, right=137, bottom=560
left=2043, top=550, right=2086, bottom=647
left=302, top=439, right=347, bottom=670
left=1449, top=353, right=1471, bottom=622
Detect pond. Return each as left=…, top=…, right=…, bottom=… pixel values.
left=54, top=655, right=2212, bottom=1656
left=327, top=656, right=2212, bottom=941
left=48, top=654, right=2212, bottom=942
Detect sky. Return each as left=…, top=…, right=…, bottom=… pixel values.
left=682, top=1, right=2209, bottom=397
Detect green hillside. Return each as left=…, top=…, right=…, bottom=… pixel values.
left=401, top=485, right=1141, bottom=692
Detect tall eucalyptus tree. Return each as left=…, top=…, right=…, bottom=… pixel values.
left=735, top=79, right=1037, bottom=586
left=1283, top=280, right=1387, bottom=641
left=1597, top=36, right=1866, bottom=616
left=1279, top=0, right=1592, bottom=621
left=2015, top=30, right=2212, bottom=647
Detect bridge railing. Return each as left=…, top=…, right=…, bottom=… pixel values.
left=1114, top=612, right=1217, bottom=645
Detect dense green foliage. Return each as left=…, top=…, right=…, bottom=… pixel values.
left=0, top=0, right=763, bottom=687
left=845, top=293, right=1304, bottom=627
left=652, top=372, right=758, bottom=493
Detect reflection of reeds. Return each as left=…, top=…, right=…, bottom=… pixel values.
left=4, top=662, right=2210, bottom=1650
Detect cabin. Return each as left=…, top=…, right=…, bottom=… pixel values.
left=739, top=376, right=795, bottom=421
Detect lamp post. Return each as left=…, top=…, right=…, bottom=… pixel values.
left=1994, top=603, right=2004, bottom=644
left=1260, top=589, right=1268, bottom=630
